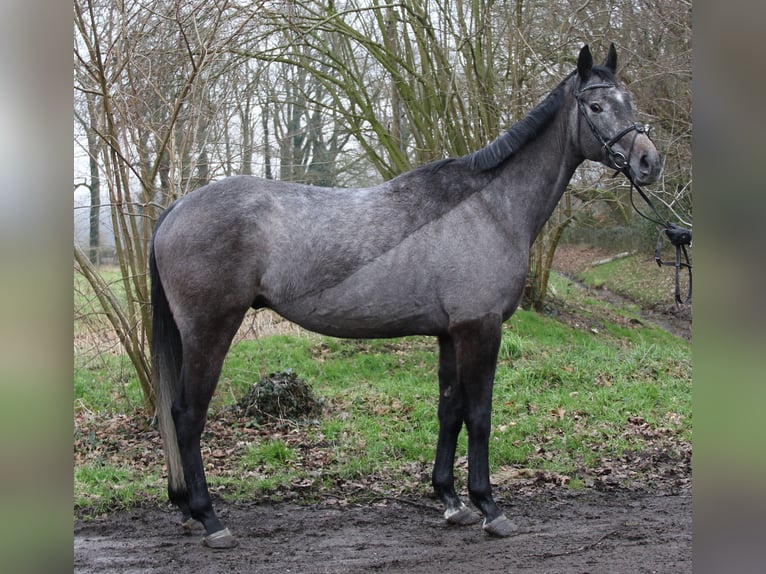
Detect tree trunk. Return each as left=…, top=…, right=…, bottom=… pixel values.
left=84, top=93, right=101, bottom=264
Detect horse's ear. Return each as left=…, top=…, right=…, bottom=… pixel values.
left=603, top=42, right=617, bottom=73
left=577, top=45, right=593, bottom=81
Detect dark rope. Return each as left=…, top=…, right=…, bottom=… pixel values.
left=620, top=168, right=692, bottom=305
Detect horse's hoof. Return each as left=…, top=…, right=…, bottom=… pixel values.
left=203, top=527, right=238, bottom=549
left=482, top=514, right=519, bottom=537
left=444, top=504, right=481, bottom=526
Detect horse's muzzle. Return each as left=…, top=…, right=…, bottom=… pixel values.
left=630, top=138, right=662, bottom=186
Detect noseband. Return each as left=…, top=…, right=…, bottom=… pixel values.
left=574, top=80, right=692, bottom=305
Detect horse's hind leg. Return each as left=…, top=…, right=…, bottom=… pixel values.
left=432, top=334, right=481, bottom=526
left=451, top=314, right=519, bottom=537
left=172, top=311, right=246, bottom=549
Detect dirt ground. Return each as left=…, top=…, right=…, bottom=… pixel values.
left=74, top=487, right=690, bottom=573
left=75, top=245, right=692, bottom=573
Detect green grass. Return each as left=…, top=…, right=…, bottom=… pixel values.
left=218, top=336, right=442, bottom=482
left=243, top=439, right=296, bottom=469
left=74, top=355, right=146, bottom=412
left=74, top=463, right=164, bottom=515
left=74, top=270, right=691, bottom=513
left=491, top=330, right=690, bottom=472
left=75, top=266, right=146, bottom=412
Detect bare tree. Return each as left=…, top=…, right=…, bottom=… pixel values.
left=74, top=94, right=102, bottom=264
left=74, top=0, right=259, bottom=408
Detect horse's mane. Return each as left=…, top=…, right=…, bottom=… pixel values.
left=458, top=70, right=579, bottom=172
left=426, top=66, right=617, bottom=174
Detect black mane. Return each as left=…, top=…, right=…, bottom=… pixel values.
left=461, top=71, right=577, bottom=172
left=427, top=65, right=617, bottom=175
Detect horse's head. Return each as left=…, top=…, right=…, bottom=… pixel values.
left=573, top=44, right=662, bottom=186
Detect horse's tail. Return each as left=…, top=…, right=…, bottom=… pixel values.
left=150, top=205, right=186, bottom=498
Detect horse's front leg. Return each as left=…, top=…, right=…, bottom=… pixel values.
left=452, top=314, right=519, bottom=537
left=432, top=335, right=481, bottom=526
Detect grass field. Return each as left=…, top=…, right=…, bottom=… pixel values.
left=74, top=261, right=691, bottom=517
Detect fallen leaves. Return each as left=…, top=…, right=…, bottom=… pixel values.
left=75, top=401, right=690, bottom=520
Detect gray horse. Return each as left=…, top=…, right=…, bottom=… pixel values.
left=150, top=44, right=661, bottom=548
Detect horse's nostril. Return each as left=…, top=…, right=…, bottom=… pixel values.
left=638, top=149, right=661, bottom=177
left=640, top=152, right=651, bottom=171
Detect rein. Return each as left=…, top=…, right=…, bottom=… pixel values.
left=575, top=81, right=692, bottom=305
left=618, top=167, right=692, bottom=305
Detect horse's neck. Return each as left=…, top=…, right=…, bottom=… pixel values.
left=493, top=112, right=580, bottom=242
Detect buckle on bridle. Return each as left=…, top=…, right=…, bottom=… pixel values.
left=609, top=150, right=628, bottom=169
left=605, top=123, right=649, bottom=170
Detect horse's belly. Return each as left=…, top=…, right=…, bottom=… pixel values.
left=273, top=288, right=447, bottom=339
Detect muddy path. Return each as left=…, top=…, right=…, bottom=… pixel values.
left=75, top=488, right=690, bottom=573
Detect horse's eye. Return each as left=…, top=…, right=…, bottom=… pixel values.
left=590, top=103, right=602, bottom=113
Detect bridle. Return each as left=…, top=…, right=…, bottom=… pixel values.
left=574, top=80, right=692, bottom=305
left=574, top=81, right=649, bottom=171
